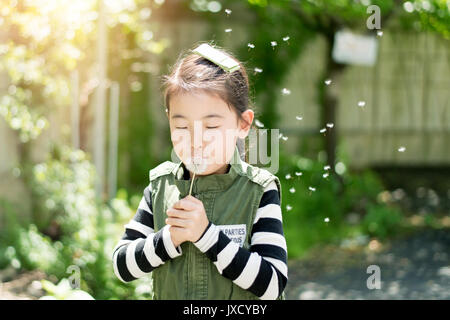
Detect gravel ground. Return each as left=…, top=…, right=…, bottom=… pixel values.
left=285, top=228, right=450, bottom=300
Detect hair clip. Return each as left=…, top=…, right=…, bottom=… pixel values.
left=192, top=43, right=240, bottom=73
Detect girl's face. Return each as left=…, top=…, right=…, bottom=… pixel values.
left=168, top=91, right=253, bottom=176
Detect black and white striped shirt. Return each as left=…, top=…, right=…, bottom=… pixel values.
left=112, top=180, right=288, bottom=300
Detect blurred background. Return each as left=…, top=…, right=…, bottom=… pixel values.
left=0, top=0, right=449, bottom=300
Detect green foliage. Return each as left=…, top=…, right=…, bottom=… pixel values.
left=362, top=204, right=404, bottom=239
left=0, top=147, right=153, bottom=300
left=40, top=278, right=94, bottom=300
left=278, top=149, right=397, bottom=258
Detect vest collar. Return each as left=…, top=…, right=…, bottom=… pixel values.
left=171, top=145, right=246, bottom=194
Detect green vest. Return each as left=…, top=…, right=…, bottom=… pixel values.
left=148, top=146, right=284, bottom=300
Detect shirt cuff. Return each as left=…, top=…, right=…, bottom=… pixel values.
left=162, top=225, right=183, bottom=258
left=194, top=222, right=220, bottom=253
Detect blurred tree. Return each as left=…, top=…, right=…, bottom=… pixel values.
left=216, top=0, right=449, bottom=190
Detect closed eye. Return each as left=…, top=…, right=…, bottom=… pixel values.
left=206, top=126, right=219, bottom=129
left=175, top=127, right=188, bottom=129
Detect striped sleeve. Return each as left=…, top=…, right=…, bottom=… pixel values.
left=112, top=185, right=183, bottom=283
left=193, top=180, right=288, bottom=300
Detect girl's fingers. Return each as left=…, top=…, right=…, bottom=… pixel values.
left=166, top=207, right=189, bottom=218
left=166, top=217, right=187, bottom=228
left=173, top=198, right=198, bottom=211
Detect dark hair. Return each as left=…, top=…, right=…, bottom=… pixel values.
left=161, top=41, right=254, bottom=161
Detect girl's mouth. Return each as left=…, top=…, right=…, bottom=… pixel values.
left=185, top=156, right=208, bottom=174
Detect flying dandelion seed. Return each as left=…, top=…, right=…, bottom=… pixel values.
left=285, top=173, right=291, bottom=180
left=324, top=165, right=331, bottom=170
left=398, top=146, right=406, bottom=152
left=255, top=119, right=264, bottom=128
left=323, top=173, right=329, bottom=178
left=309, top=186, right=316, bottom=192
left=324, top=217, right=330, bottom=223
left=271, top=41, right=277, bottom=48
left=326, top=123, right=334, bottom=128
left=282, top=135, right=288, bottom=141
left=324, top=79, right=332, bottom=85
left=281, top=88, right=291, bottom=95
left=320, top=128, right=326, bottom=134
left=296, top=116, right=303, bottom=121
left=225, top=28, right=232, bottom=33
left=283, top=36, right=290, bottom=42
left=377, top=30, right=383, bottom=37
left=358, top=101, right=366, bottom=108
left=248, top=43, right=255, bottom=49
left=286, top=205, right=292, bottom=211
left=225, top=8, right=232, bottom=15
left=295, top=171, right=302, bottom=176
left=254, top=67, right=263, bottom=74
left=289, top=187, right=296, bottom=193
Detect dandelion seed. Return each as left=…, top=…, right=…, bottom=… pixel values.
left=324, top=79, right=332, bottom=85
left=324, top=165, right=331, bottom=170
left=283, top=36, right=290, bottom=42
left=320, top=128, right=326, bottom=134
left=295, top=171, right=302, bottom=176
left=296, top=115, right=303, bottom=121
left=377, top=30, right=383, bottom=37
left=358, top=101, right=366, bottom=108
left=225, top=28, right=232, bottom=33
left=271, top=41, right=277, bottom=48
left=282, top=135, right=288, bottom=141
left=281, top=88, right=291, bottom=95
left=309, top=186, right=316, bottom=192
left=286, top=205, right=292, bottom=211
left=254, top=67, right=263, bottom=74
left=326, top=123, right=334, bottom=128
left=398, top=146, right=406, bottom=152
left=323, top=173, right=329, bottom=178
left=225, top=8, right=232, bottom=15
left=285, top=173, right=291, bottom=180
left=255, top=119, right=264, bottom=128
left=324, top=217, right=330, bottom=223
left=289, top=187, right=296, bottom=193
left=248, top=43, right=255, bottom=49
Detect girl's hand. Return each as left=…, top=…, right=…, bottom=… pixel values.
left=166, top=195, right=210, bottom=245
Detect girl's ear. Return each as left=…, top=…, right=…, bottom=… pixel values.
left=238, top=109, right=254, bottom=139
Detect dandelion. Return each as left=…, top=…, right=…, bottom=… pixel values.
left=296, top=115, right=303, bottom=121
left=285, top=173, right=291, bottom=180
left=398, top=146, right=406, bottom=152
left=281, top=88, right=291, bottom=95
left=255, top=119, right=264, bottom=128
left=254, top=67, right=263, bottom=74
left=358, top=101, right=366, bottom=108
left=225, top=28, right=232, bottom=33
left=289, top=187, right=296, bottom=193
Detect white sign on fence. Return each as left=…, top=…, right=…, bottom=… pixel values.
left=332, top=30, right=378, bottom=66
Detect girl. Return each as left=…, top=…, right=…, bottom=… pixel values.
left=112, top=42, right=288, bottom=300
